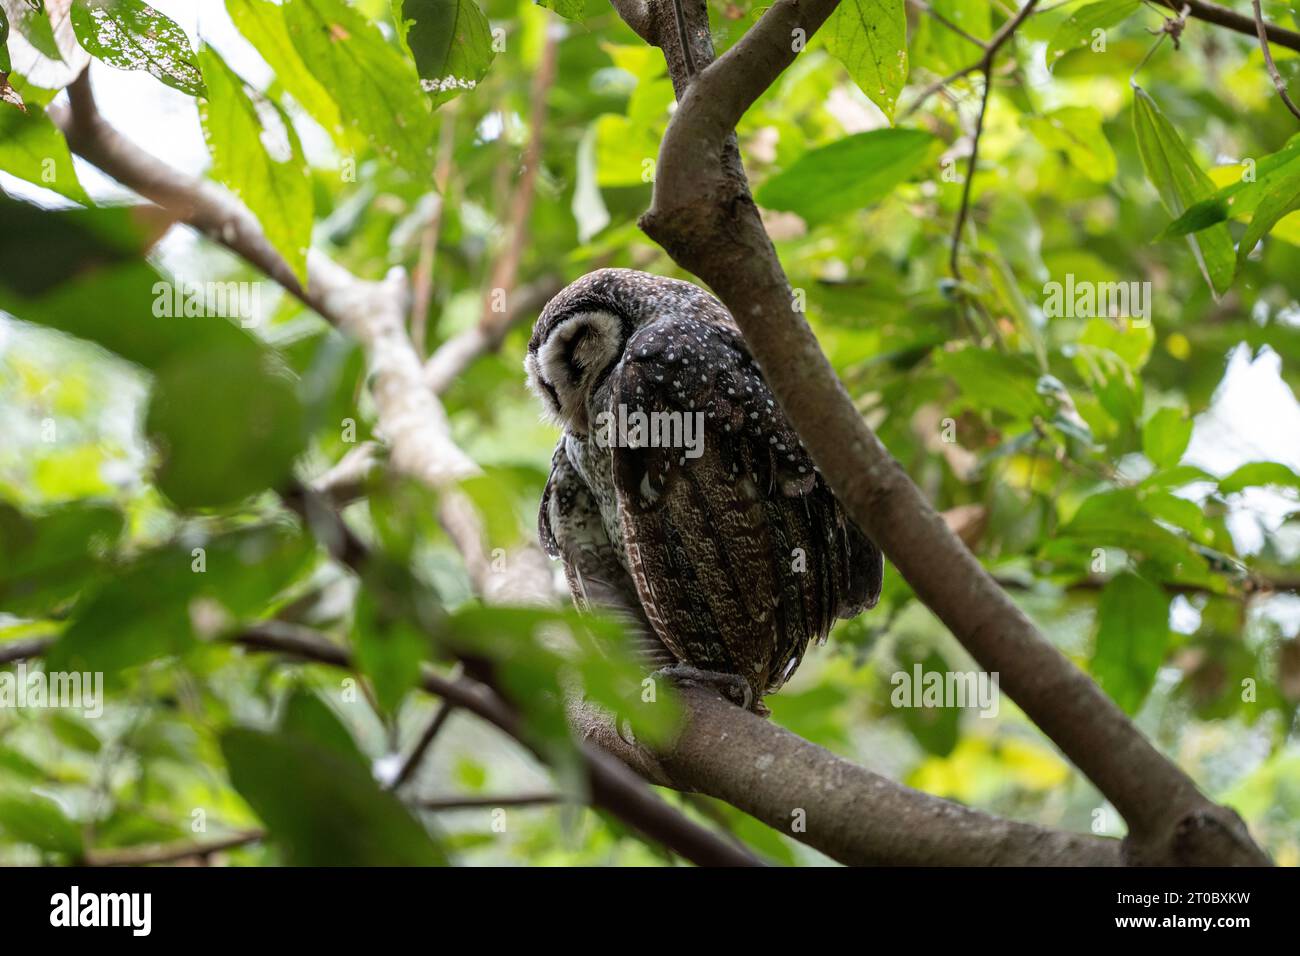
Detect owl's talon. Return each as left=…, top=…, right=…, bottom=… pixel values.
left=650, top=664, right=759, bottom=713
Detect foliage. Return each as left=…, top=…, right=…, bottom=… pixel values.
left=0, top=0, right=1297, bottom=866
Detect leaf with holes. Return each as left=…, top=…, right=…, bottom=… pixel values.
left=70, top=0, right=204, bottom=96
left=393, top=0, right=495, bottom=106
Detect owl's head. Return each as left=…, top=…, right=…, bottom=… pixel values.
left=525, top=269, right=728, bottom=435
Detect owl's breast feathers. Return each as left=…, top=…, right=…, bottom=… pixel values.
left=540, top=308, right=882, bottom=698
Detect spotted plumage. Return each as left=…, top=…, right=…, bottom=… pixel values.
left=527, top=269, right=882, bottom=708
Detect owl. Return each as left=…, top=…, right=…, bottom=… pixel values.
left=525, top=269, right=882, bottom=712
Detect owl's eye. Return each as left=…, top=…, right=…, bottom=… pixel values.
left=539, top=377, right=561, bottom=413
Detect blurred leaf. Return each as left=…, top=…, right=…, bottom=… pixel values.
left=198, top=46, right=312, bottom=287
left=1091, top=572, right=1169, bottom=714
left=145, top=341, right=306, bottom=510
left=0, top=792, right=82, bottom=857
left=1142, top=406, right=1191, bottom=468
left=221, top=725, right=446, bottom=865
left=536, top=0, right=583, bottom=19
left=283, top=0, right=434, bottom=175
left=756, top=129, right=934, bottom=226
left=1219, top=461, right=1300, bottom=494
left=11, top=0, right=62, bottom=61
left=933, top=345, right=1048, bottom=420
left=49, top=525, right=313, bottom=675
left=0, top=99, right=90, bottom=203
left=281, top=689, right=368, bottom=766
left=1026, top=106, right=1116, bottom=183
left=1054, top=488, right=1208, bottom=577
left=1045, top=0, right=1139, bottom=71
left=70, top=0, right=205, bottom=96
left=0, top=502, right=122, bottom=615
left=226, top=0, right=344, bottom=142
left=351, top=568, right=433, bottom=714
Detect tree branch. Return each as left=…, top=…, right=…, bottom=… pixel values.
left=1152, top=0, right=1300, bottom=54
left=623, top=0, right=1270, bottom=866
left=52, top=71, right=337, bottom=322
left=83, top=830, right=265, bottom=867
left=576, top=685, right=1119, bottom=864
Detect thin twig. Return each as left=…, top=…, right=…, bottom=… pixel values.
left=1252, top=0, right=1300, bottom=121
left=389, top=664, right=464, bottom=791
left=413, top=792, right=564, bottom=811
left=410, top=103, right=460, bottom=357
left=83, top=830, right=265, bottom=866
left=949, top=0, right=1042, bottom=280
left=908, top=0, right=988, bottom=49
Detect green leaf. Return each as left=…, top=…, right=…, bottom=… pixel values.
left=198, top=47, right=312, bottom=287
left=1091, top=572, right=1169, bottom=714
left=1025, top=106, right=1117, bottom=183
left=535, top=0, right=584, bottom=19
left=1057, top=488, right=1207, bottom=577
left=393, top=0, right=495, bottom=106
left=0, top=99, right=90, bottom=203
left=1142, top=406, right=1192, bottom=468
left=821, top=0, right=908, bottom=121
left=754, top=128, right=934, bottom=226
left=1163, top=136, right=1300, bottom=238
left=0, top=5, right=10, bottom=73
left=221, top=725, right=446, bottom=865
left=70, top=0, right=205, bottom=97
left=281, top=690, right=369, bottom=766
left=49, top=525, right=314, bottom=675
left=923, top=0, right=987, bottom=72
left=1045, top=0, right=1139, bottom=71
left=1219, top=461, right=1300, bottom=494
left=0, top=502, right=123, bottom=616
left=896, top=649, right=960, bottom=757
left=145, top=340, right=307, bottom=510
left=0, top=793, right=83, bottom=857
left=10, top=0, right=61, bottom=62
left=1131, top=86, right=1235, bottom=296
left=226, top=0, right=344, bottom=143
left=1236, top=163, right=1300, bottom=270
left=1078, top=316, right=1154, bottom=370
left=283, top=0, right=434, bottom=176
left=350, top=570, right=433, bottom=715
left=933, top=345, right=1048, bottom=420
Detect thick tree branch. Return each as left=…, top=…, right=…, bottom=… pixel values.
left=575, top=685, right=1122, bottom=865
left=1152, top=0, right=1300, bottom=54
left=622, top=0, right=1270, bottom=866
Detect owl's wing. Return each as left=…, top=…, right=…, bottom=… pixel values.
left=539, top=443, right=673, bottom=667
left=605, top=315, right=881, bottom=693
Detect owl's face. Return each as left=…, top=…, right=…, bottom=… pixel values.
left=524, top=307, right=627, bottom=435
left=526, top=269, right=733, bottom=436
